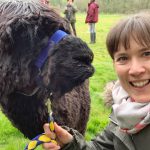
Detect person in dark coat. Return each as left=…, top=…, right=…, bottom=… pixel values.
left=64, top=0, right=77, bottom=36
left=43, top=13, right=150, bottom=150
left=85, top=0, right=99, bottom=44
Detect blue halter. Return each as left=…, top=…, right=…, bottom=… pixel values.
left=17, top=30, right=68, bottom=97
left=35, top=30, right=68, bottom=69
left=34, top=30, right=68, bottom=88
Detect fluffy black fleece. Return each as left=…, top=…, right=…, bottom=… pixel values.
left=0, top=0, right=94, bottom=139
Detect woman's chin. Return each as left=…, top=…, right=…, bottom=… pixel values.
left=131, top=96, right=150, bottom=103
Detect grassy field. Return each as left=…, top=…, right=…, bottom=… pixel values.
left=0, top=13, right=125, bottom=149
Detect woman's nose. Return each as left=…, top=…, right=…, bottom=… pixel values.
left=128, top=59, right=145, bottom=76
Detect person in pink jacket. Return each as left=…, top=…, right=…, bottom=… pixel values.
left=85, top=0, right=99, bottom=44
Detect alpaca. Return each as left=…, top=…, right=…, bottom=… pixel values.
left=0, top=0, right=94, bottom=139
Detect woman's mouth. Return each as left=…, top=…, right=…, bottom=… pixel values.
left=130, top=80, right=150, bottom=88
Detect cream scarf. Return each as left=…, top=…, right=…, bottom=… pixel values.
left=112, top=81, right=150, bottom=134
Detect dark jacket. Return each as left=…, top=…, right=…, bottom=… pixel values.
left=64, top=3, right=77, bottom=23
left=85, top=2, right=99, bottom=23
left=61, top=112, right=150, bottom=150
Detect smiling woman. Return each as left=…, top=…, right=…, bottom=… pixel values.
left=42, top=13, right=150, bottom=150
left=113, top=37, right=150, bottom=103
left=106, top=13, right=150, bottom=103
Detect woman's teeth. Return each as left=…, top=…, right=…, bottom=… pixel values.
left=131, top=80, right=149, bottom=87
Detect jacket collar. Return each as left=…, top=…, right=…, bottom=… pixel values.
left=109, top=112, right=136, bottom=150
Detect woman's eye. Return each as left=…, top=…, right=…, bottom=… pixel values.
left=115, top=56, right=128, bottom=64
left=143, top=51, right=150, bottom=57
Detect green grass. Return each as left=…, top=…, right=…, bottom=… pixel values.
left=77, top=13, right=125, bottom=140
left=0, top=13, right=125, bottom=149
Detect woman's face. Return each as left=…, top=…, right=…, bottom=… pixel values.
left=113, top=38, right=150, bottom=103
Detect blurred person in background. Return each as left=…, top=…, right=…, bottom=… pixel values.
left=64, top=0, right=77, bottom=36
left=85, top=0, right=99, bottom=44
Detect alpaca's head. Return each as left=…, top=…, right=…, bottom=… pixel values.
left=46, top=35, right=94, bottom=99
left=0, top=0, right=94, bottom=101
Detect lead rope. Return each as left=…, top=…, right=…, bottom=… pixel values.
left=24, top=30, right=68, bottom=150
left=24, top=99, right=57, bottom=150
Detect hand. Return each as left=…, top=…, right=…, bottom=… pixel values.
left=43, top=122, right=73, bottom=150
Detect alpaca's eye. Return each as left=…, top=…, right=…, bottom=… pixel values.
left=73, top=55, right=91, bottom=65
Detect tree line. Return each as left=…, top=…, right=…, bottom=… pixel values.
left=50, top=0, right=150, bottom=14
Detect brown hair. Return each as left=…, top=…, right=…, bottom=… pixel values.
left=106, top=13, right=150, bottom=59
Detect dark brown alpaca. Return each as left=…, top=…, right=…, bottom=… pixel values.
left=0, top=0, right=94, bottom=139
